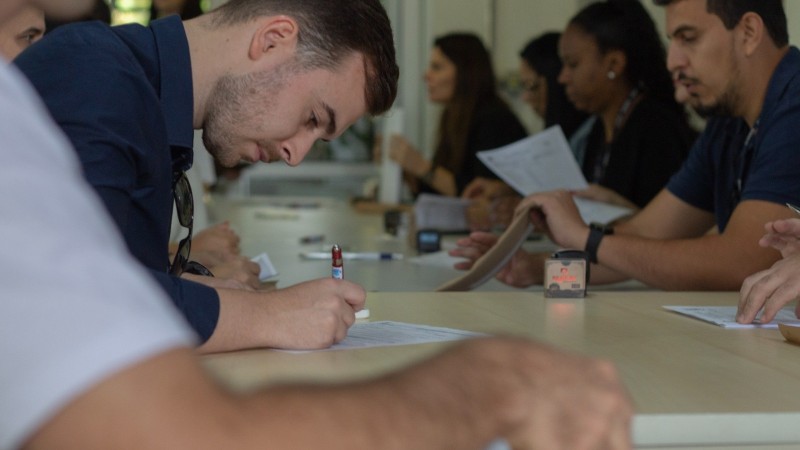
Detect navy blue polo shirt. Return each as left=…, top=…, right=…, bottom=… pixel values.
left=667, top=47, right=800, bottom=231
left=16, top=17, right=219, bottom=342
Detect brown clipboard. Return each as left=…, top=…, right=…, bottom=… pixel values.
left=435, top=207, right=532, bottom=292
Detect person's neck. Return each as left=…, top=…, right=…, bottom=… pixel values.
left=739, top=45, right=789, bottom=128
left=157, top=8, right=181, bottom=19
left=183, top=14, right=256, bottom=129
left=599, top=82, right=635, bottom=144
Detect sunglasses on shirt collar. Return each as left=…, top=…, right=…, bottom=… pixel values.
left=169, top=171, right=214, bottom=277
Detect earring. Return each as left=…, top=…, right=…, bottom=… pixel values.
left=607, top=71, right=616, bottom=80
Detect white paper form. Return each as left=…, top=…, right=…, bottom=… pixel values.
left=285, top=321, right=485, bottom=353
left=664, top=306, right=800, bottom=329
left=477, top=126, right=632, bottom=224
left=478, top=126, right=587, bottom=194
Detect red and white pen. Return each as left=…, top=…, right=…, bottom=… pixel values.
left=332, top=244, right=370, bottom=319
left=331, top=244, right=343, bottom=280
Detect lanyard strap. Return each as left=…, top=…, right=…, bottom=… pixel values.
left=592, top=87, right=641, bottom=182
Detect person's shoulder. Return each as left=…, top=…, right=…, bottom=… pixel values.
left=472, top=97, right=525, bottom=130
left=38, top=21, right=123, bottom=53
left=15, top=21, right=156, bottom=103
left=625, top=97, right=693, bottom=139
left=17, top=21, right=145, bottom=71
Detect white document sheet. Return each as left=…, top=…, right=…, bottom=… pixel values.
left=250, top=252, right=278, bottom=281
left=664, top=305, right=800, bottom=328
left=477, top=126, right=587, bottom=193
left=476, top=126, right=632, bottom=224
left=413, top=193, right=471, bottom=231
left=573, top=198, right=634, bottom=226
left=286, top=321, right=485, bottom=352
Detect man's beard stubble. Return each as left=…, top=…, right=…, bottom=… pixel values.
left=202, top=62, right=296, bottom=167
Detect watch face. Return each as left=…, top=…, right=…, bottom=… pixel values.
left=417, top=229, right=441, bottom=253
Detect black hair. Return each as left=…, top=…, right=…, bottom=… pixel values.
left=432, top=33, right=509, bottom=175
left=519, top=32, right=589, bottom=138
left=570, top=0, right=679, bottom=113
left=211, top=0, right=398, bottom=115
left=652, top=0, right=788, bottom=46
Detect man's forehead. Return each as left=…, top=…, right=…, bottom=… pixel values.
left=665, top=0, right=721, bottom=36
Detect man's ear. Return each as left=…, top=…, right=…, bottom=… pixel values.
left=248, top=16, right=298, bottom=61
left=737, top=11, right=764, bottom=56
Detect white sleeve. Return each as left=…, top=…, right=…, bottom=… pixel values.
left=0, top=64, right=196, bottom=449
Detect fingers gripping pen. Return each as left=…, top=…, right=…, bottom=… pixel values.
left=332, top=244, right=369, bottom=319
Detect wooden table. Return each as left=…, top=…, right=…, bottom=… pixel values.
left=203, top=290, right=800, bottom=449
left=207, top=196, right=644, bottom=292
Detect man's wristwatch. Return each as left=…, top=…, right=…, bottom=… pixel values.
left=585, top=222, right=614, bottom=264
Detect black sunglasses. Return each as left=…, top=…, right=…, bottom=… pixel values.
left=169, top=171, right=214, bottom=277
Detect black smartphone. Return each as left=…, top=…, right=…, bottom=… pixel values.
left=416, top=229, right=441, bottom=253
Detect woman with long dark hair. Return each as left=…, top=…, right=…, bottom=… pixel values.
left=387, top=33, right=527, bottom=197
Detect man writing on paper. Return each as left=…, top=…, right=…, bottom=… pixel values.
left=15, top=0, right=397, bottom=352
left=453, top=0, right=800, bottom=292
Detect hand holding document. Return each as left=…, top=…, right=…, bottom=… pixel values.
left=476, top=126, right=632, bottom=224
left=436, top=206, right=532, bottom=291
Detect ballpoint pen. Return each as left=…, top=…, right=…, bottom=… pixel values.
left=303, top=251, right=404, bottom=261
left=331, top=244, right=370, bottom=319
left=787, top=203, right=800, bottom=216
left=331, top=244, right=343, bottom=280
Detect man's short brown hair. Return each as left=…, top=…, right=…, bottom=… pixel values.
left=212, top=0, right=399, bottom=115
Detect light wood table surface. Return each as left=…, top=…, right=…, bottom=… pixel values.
left=207, top=196, right=644, bottom=292
left=206, top=196, right=795, bottom=448
left=202, top=290, right=800, bottom=449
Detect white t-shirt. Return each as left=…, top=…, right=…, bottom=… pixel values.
left=0, top=62, right=196, bottom=449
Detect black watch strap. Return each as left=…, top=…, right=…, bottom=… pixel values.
left=585, top=223, right=613, bottom=264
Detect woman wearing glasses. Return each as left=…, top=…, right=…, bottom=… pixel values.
left=461, top=32, right=593, bottom=227
left=518, top=32, right=592, bottom=162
